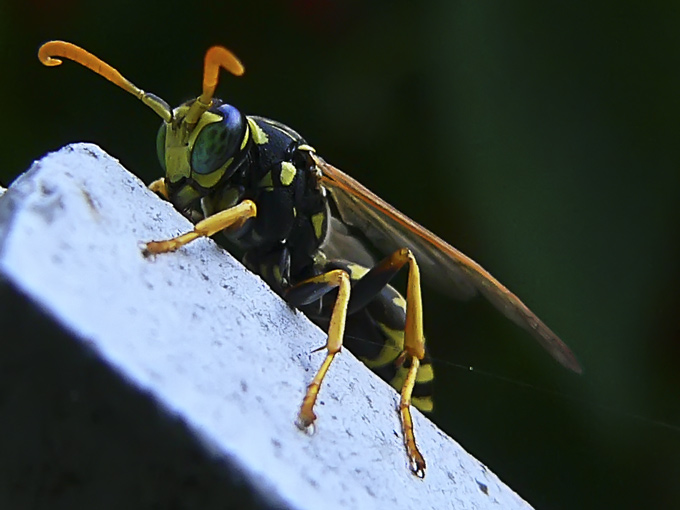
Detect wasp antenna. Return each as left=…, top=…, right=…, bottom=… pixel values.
left=38, top=41, right=173, bottom=123
left=185, top=46, right=245, bottom=126
left=201, top=46, right=245, bottom=102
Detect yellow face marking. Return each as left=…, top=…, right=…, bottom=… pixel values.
left=297, top=144, right=316, bottom=153
left=164, top=108, right=225, bottom=187
left=192, top=157, right=233, bottom=189
left=280, top=162, right=296, bottom=186
left=311, top=212, right=326, bottom=240
left=166, top=108, right=221, bottom=172
left=247, top=117, right=269, bottom=145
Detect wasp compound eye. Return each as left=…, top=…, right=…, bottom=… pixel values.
left=156, top=123, right=167, bottom=172
left=191, top=104, right=246, bottom=176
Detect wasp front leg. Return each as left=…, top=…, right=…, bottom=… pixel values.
left=148, top=177, right=170, bottom=200
left=144, top=200, right=257, bottom=255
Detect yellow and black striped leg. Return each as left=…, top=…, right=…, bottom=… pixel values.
left=143, top=200, right=257, bottom=255
left=285, top=270, right=351, bottom=429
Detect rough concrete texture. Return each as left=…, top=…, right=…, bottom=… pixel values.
left=0, top=144, right=534, bottom=510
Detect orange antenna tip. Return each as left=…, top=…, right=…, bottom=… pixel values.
left=186, top=45, right=245, bottom=126
left=38, top=42, right=67, bottom=67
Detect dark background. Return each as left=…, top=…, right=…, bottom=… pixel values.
left=2, top=1, right=679, bottom=508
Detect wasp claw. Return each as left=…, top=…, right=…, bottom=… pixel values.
left=296, top=412, right=317, bottom=435
left=140, top=242, right=154, bottom=258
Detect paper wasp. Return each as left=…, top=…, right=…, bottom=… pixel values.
left=38, top=40, right=581, bottom=477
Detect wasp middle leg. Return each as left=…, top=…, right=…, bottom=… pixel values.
left=285, top=269, right=352, bottom=427
left=290, top=247, right=429, bottom=477
left=148, top=177, right=170, bottom=199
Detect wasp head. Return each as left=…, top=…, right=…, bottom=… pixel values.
left=38, top=41, right=246, bottom=212
left=157, top=99, right=249, bottom=210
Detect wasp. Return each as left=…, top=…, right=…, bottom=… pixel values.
left=38, top=41, right=581, bottom=477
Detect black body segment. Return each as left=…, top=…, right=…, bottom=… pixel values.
left=197, top=113, right=435, bottom=413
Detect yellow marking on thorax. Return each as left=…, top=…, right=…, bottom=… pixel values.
left=240, top=123, right=250, bottom=150
left=346, top=262, right=370, bottom=280
left=280, top=162, right=297, bottom=186
left=392, top=295, right=407, bottom=312
left=311, top=212, right=326, bottom=240
left=247, top=117, right=269, bottom=145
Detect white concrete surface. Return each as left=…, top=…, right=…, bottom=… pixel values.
left=0, top=143, right=534, bottom=510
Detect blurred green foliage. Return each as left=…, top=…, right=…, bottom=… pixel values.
left=2, top=1, right=679, bottom=508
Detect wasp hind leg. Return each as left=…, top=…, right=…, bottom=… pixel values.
left=350, top=247, right=427, bottom=477
left=143, top=200, right=257, bottom=255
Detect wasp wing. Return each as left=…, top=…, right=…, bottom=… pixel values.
left=316, top=156, right=581, bottom=373
left=321, top=216, right=378, bottom=269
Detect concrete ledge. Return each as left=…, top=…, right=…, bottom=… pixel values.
left=0, top=144, right=533, bottom=510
